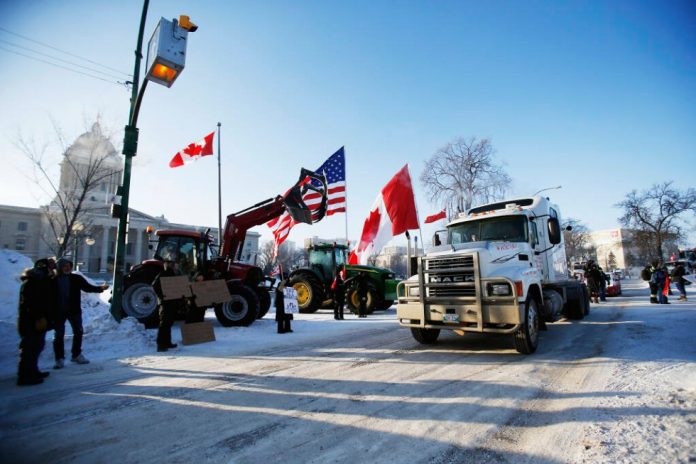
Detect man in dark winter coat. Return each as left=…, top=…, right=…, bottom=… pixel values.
left=152, top=260, right=183, bottom=352
left=331, top=268, right=346, bottom=320
left=354, top=271, right=370, bottom=318
left=275, top=279, right=294, bottom=333
left=53, top=258, right=109, bottom=368
left=672, top=263, right=688, bottom=301
left=17, top=258, right=57, bottom=386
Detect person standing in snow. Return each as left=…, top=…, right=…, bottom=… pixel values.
left=671, top=262, right=688, bottom=301
left=17, top=258, right=57, bottom=386
left=584, top=261, right=602, bottom=304
left=152, top=259, right=183, bottom=352
left=275, top=278, right=294, bottom=334
left=654, top=263, right=670, bottom=305
left=52, top=258, right=109, bottom=369
left=331, top=267, right=346, bottom=320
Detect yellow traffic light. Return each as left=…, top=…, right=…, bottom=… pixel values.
left=179, top=15, right=198, bottom=32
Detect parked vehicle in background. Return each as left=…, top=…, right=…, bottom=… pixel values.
left=605, top=273, right=622, bottom=296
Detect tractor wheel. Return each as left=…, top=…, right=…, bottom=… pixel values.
left=513, top=298, right=540, bottom=354
left=214, top=283, right=259, bottom=327
left=289, top=273, right=324, bottom=313
left=123, top=281, right=159, bottom=328
left=256, top=288, right=271, bottom=319
left=345, top=281, right=378, bottom=315
left=411, top=328, right=440, bottom=344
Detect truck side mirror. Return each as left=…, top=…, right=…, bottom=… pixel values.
left=548, top=217, right=561, bottom=245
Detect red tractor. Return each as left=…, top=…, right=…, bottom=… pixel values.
left=120, top=169, right=327, bottom=327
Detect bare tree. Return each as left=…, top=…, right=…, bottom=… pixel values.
left=16, top=119, right=121, bottom=257
left=562, top=218, right=592, bottom=263
left=257, top=241, right=276, bottom=275
left=616, top=182, right=696, bottom=261
left=421, top=137, right=511, bottom=216
left=257, top=241, right=308, bottom=277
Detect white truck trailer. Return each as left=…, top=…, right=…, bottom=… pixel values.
left=396, top=195, right=589, bottom=354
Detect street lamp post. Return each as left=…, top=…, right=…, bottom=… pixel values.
left=533, top=185, right=562, bottom=196
left=110, top=2, right=197, bottom=321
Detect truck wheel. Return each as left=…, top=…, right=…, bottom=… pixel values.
left=582, top=285, right=591, bottom=316
left=255, top=288, right=271, bottom=319
left=513, top=298, right=539, bottom=354
left=123, top=282, right=159, bottom=328
left=411, top=328, right=440, bottom=344
left=565, top=288, right=585, bottom=320
left=377, top=300, right=395, bottom=310
left=345, top=282, right=378, bottom=315
left=290, top=273, right=323, bottom=313
left=214, top=283, right=259, bottom=327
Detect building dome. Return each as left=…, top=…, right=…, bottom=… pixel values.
left=65, top=122, right=121, bottom=169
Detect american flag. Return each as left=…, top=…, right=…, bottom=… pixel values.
left=267, top=147, right=346, bottom=252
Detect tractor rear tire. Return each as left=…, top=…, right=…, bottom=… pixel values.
left=122, top=281, right=159, bottom=328
left=290, top=273, right=324, bottom=313
left=256, top=288, right=271, bottom=319
left=345, top=281, right=378, bottom=315
left=214, top=283, right=259, bottom=327
left=411, top=328, right=440, bottom=344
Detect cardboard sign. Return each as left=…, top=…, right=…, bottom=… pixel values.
left=159, top=276, right=192, bottom=301
left=191, top=279, right=231, bottom=307
left=283, top=287, right=299, bottom=314
left=180, top=321, right=216, bottom=345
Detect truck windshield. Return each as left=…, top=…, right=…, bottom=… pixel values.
left=448, top=216, right=528, bottom=244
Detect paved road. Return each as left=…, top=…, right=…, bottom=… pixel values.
left=1, top=282, right=694, bottom=463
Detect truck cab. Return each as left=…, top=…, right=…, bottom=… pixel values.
left=397, top=196, right=589, bottom=354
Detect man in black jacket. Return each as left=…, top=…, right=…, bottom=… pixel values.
left=17, top=258, right=57, bottom=386
left=152, top=260, right=183, bottom=352
left=53, top=258, right=108, bottom=368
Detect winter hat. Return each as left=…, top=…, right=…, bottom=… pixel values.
left=57, top=258, right=73, bottom=271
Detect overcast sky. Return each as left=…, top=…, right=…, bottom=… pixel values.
left=1, top=0, right=694, bottom=247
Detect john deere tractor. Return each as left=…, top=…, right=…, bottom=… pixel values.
left=288, top=242, right=398, bottom=314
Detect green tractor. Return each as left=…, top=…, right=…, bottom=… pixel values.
left=288, top=242, right=399, bottom=314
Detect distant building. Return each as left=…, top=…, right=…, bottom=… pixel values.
left=0, top=123, right=258, bottom=273
left=588, top=228, right=639, bottom=272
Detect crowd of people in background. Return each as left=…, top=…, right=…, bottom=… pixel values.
left=16, top=257, right=108, bottom=386
left=642, top=259, right=689, bottom=304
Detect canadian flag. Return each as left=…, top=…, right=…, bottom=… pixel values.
left=349, top=165, right=419, bottom=265
left=169, top=131, right=215, bottom=168
left=424, top=209, right=447, bottom=224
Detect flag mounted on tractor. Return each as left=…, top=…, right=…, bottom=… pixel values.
left=169, top=131, right=215, bottom=168
left=267, top=147, right=346, bottom=251
left=349, top=164, right=419, bottom=265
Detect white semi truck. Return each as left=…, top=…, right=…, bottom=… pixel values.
left=396, top=195, right=589, bottom=354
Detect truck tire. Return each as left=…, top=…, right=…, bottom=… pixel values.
left=377, top=300, right=395, bottom=310
left=513, top=298, right=539, bottom=354
left=290, top=273, right=323, bottom=313
left=214, top=283, right=259, bottom=327
left=256, top=288, right=271, bottom=319
left=565, top=287, right=585, bottom=320
left=411, top=327, right=440, bottom=344
left=345, top=281, right=378, bottom=315
left=123, top=281, right=159, bottom=328
left=582, top=285, right=591, bottom=316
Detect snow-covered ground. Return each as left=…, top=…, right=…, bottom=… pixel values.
left=0, top=249, right=694, bottom=463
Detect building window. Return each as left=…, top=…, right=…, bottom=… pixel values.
left=15, top=238, right=26, bottom=250
left=18, top=221, right=28, bottom=231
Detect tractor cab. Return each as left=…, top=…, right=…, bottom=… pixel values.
left=307, top=244, right=348, bottom=281
left=153, top=230, right=214, bottom=279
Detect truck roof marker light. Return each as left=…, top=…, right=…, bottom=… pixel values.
left=515, top=281, right=524, bottom=297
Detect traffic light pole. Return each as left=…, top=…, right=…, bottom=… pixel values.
left=110, top=0, right=150, bottom=321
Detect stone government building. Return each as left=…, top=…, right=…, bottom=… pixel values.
left=0, top=123, right=258, bottom=274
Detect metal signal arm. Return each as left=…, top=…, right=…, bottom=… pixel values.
left=219, top=168, right=328, bottom=261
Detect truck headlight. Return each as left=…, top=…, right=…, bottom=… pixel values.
left=407, top=286, right=420, bottom=297
left=487, top=283, right=512, bottom=297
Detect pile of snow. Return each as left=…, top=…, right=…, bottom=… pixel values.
left=0, top=250, right=153, bottom=376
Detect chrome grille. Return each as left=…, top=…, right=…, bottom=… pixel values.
left=426, top=255, right=474, bottom=270
left=423, top=254, right=478, bottom=299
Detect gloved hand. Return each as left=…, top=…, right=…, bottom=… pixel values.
left=35, top=318, right=48, bottom=331
left=100, top=284, right=110, bottom=291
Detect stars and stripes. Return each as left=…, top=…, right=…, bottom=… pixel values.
left=267, top=147, right=346, bottom=252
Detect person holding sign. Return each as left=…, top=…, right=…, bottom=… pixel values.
left=275, top=279, right=296, bottom=334
left=152, top=259, right=185, bottom=352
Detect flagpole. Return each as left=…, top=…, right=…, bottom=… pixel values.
left=405, top=164, right=425, bottom=253
left=342, top=146, right=349, bottom=247
left=217, top=122, right=222, bottom=248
